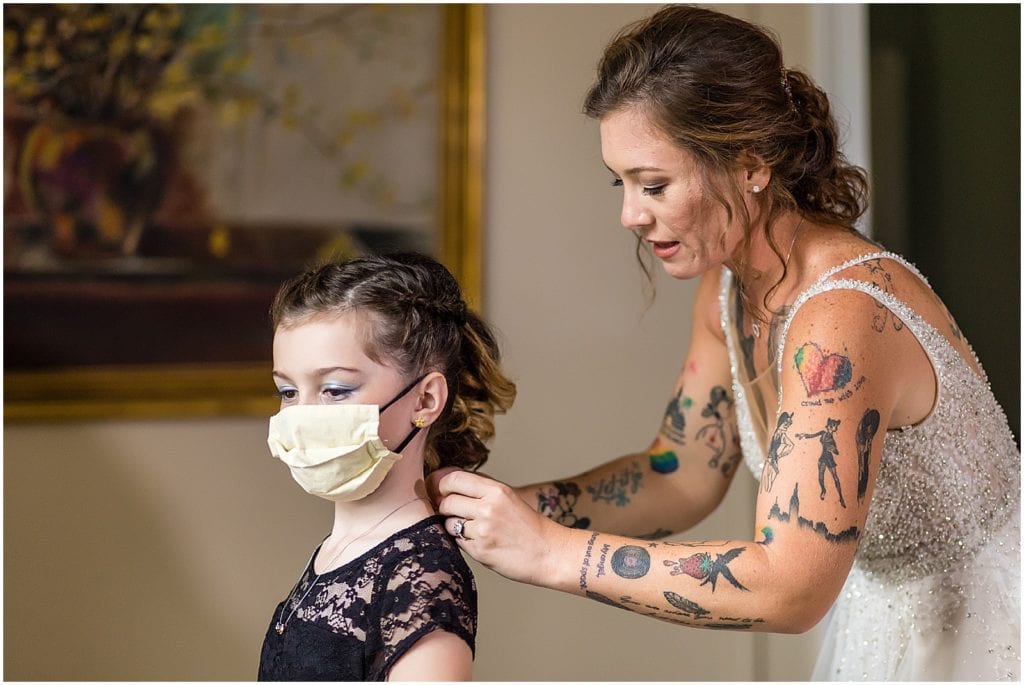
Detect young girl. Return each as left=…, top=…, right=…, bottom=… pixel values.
left=258, top=253, right=515, bottom=681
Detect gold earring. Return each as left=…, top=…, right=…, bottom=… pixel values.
left=413, top=417, right=427, bottom=428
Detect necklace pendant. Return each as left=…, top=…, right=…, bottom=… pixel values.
left=275, top=623, right=285, bottom=635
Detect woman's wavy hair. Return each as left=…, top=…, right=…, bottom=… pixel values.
left=270, top=252, right=516, bottom=473
left=583, top=4, right=869, bottom=320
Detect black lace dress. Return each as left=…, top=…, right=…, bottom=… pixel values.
left=258, top=516, right=476, bottom=681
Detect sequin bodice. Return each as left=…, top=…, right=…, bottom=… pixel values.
left=721, top=251, right=1020, bottom=680
left=721, top=252, right=1020, bottom=581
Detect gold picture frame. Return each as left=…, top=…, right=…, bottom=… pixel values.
left=4, top=5, right=486, bottom=422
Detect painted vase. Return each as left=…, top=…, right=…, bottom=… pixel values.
left=16, top=117, right=173, bottom=259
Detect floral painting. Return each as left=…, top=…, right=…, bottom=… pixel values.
left=3, top=4, right=481, bottom=418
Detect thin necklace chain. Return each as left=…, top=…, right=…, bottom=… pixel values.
left=752, top=217, right=804, bottom=338
left=274, top=496, right=428, bottom=635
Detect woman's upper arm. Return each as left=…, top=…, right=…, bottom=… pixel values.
left=638, top=268, right=746, bottom=525
left=386, top=629, right=472, bottom=681
left=753, top=288, right=904, bottom=627
left=514, top=268, right=741, bottom=537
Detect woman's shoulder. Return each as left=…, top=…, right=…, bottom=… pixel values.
left=785, top=234, right=921, bottom=333
left=788, top=230, right=935, bottom=311
left=799, top=230, right=914, bottom=281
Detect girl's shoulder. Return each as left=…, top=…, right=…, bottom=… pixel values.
left=379, top=515, right=475, bottom=580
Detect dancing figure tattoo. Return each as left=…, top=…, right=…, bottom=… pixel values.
left=661, top=386, right=688, bottom=444
left=797, top=417, right=847, bottom=508
left=762, top=411, right=795, bottom=493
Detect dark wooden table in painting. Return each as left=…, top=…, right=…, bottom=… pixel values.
left=4, top=222, right=428, bottom=368
left=3, top=221, right=430, bottom=420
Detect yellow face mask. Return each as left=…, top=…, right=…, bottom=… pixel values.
left=267, top=379, right=424, bottom=502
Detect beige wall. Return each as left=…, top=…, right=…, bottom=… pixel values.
left=5, top=5, right=835, bottom=680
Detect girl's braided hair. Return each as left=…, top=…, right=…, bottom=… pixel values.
left=271, top=252, right=516, bottom=472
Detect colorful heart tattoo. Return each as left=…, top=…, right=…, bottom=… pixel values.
left=794, top=342, right=853, bottom=396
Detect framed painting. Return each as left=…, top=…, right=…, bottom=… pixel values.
left=3, top=4, right=485, bottom=421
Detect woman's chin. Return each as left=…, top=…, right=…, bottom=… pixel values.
left=659, top=254, right=706, bottom=281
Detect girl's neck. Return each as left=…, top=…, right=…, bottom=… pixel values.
left=313, top=488, right=431, bottom=575
left=329, top=446, right=433, bottom=540
left=330, top=486, right=431, bottom=536
left=311, top=435, right=434, bottom=575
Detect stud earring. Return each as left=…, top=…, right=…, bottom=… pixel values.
left=752, top=185, right=761, bottom=193
left=413, top=417, right=427, bottom=428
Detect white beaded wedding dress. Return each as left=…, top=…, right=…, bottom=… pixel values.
left=721, top=252, right=1020, bottom=681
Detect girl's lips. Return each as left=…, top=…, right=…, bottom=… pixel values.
left=650, top=240, right=681, bottom=259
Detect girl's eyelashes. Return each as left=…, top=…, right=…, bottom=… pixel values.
left=272, top=383, right=358, bottom=403
left=322, top=383, right=358, bottom=401
left=610, top=177, right=623, bottom=188
left=275, top=386, right=299, bottom=402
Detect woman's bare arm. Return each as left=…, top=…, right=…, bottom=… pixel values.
left=437, top=286, right=910, bottom=633
left=512, top=269, right=745, bottom=538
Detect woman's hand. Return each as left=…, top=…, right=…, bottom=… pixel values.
left=425, top=466, right=461, bottom=509
left=432, top=468, right=571, bottom=587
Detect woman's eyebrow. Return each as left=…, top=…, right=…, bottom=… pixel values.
left=604, top=162, right=667, bottom=176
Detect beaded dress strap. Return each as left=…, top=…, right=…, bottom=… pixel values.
left=718, top=266, right=769, bottom=475
left=718, top=267, right=742, bottom=389
left=772, top=252, right=945, bottom=419
left=772, top=251, right=929, bottom=384
left=718, top=266, right=743, bottom=420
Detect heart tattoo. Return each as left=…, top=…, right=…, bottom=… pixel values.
left=794, top=343, right=853, bottom=396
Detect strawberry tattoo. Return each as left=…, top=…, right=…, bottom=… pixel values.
left=664, top=547, right=749, bottom=592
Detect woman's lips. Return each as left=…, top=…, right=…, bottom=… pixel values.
left=650, top=240, right=681, bottom=259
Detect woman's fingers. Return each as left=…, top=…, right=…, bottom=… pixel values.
left=431, top=469, right=559, bottom=585
left=431, top=471, right=497, bottom=549
left=426, top=467, right=498, bottom=510
left=447, top=516, right=470, bottom=540
left=425, top=466, right=462, bottom=508
left=436, top=468, right=500, bottom=498
left=436, top=491, right=482, bottom=519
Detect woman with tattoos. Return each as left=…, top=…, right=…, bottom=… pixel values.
left=430, top=5, right=1019, bottom=681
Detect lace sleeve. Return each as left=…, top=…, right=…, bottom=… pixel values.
left=368, top=535, right=477, bottom=680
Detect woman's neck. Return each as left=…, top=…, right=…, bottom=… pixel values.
left=728, top=215, right=877, bottom=321
left=725, top=211, right=814, bottom=312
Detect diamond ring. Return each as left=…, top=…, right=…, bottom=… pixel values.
left=452, top=518, right=468, bottom=540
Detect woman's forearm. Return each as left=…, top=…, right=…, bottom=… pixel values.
left=514, top=449, right=727, bottom=538
left=537, top=526, right=830, bottom=634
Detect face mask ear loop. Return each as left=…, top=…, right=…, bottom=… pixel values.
left=393, top=426, right=422, bottom=454
left=380, top=374, right=428, bottom=454
left=380, top=375, right=427, bottom=413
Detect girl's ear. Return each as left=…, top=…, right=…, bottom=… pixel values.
left=412, top=371, right=449, bottom=426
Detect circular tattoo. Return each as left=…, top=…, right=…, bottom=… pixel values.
left=611, top=545, right=651, bottom=579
